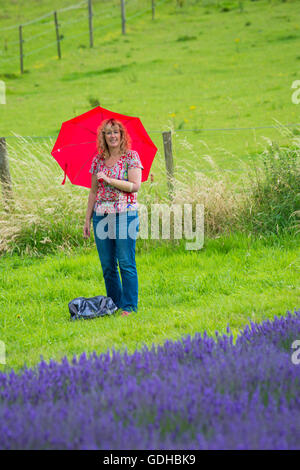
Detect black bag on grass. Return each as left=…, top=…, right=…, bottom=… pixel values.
left=69, top=295, right=118, bottom=320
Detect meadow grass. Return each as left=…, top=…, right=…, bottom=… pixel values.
left=0, top=231, right=299, bottom=372
left=0, top=130, right=298, bottom=375
left=0, top=0, right=299, bottom=374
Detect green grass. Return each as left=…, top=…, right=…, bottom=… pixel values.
left=0, top=232, right=299, bottom=372
left=0, top=0, right=299, bottom=373
left=1, top=0, right=300, bottom=179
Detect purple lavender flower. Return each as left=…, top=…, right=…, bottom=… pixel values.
left=0, top=309, right=299, bottom=449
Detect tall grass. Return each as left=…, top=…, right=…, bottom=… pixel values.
left=166, top=127, right=300, bottom=238
left=0, top=137, right=92, bottom=256
left=0, top=128, right=299, bottom=257
left=239, top=127, right=300, bottom=235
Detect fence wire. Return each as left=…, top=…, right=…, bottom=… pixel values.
left=0, top=0, right=168, bottom=67
left=2, top=122, right=300, bottom=140
left=0, top=1, right=87, bottom=32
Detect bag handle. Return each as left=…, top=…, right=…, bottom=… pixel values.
left=99, top=296, right=107, bottom=311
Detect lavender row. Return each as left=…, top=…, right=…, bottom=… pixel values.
left=0, top=309, right=299, bottom=449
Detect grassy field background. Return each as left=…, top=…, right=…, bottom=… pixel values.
left=0, top=0, right=299, bottom=372
left=1, top=0, right=300, bottom=178
left=0, top=232, right=299, bottom=372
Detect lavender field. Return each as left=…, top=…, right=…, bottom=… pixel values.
left=1, top=309, right=300, bottom=450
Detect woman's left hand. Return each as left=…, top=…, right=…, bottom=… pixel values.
left=97, top=171, right=111, bottom=184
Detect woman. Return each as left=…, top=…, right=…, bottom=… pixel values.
left=83, top=118, right=143, bottom=317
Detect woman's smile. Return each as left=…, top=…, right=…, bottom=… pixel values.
left=105, top=127, right=121, bottom=149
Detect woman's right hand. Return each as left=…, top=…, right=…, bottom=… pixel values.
left=83, top=219, right=91, bottom=238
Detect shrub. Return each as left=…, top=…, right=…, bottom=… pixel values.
left=239, top=134, right=300, bottom=235
left=88, top=96, right=100, bottom=107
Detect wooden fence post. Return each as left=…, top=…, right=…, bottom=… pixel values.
left=19, top=25, right=24, bottom=74
left=88, top=0, right=94, bottom=48
left=162, top=131, right=174, bottom=199
left=0, top=138, right=13, bottom=210
left=120, top=0, right=126, bottom=35
left=54, top=11, right=61, bottom=59
left=152, top=0, right=155, bottom=20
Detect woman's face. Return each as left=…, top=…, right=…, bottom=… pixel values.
left=104, top=125, right=121, bottom=153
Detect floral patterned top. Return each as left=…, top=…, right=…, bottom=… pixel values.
left=89, top=150, right=144, bottom=215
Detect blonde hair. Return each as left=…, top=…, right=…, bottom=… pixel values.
left=96, top=118, right=131, bottom=159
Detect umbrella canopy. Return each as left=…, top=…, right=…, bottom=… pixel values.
left=51, top=106, right=158, bottom=188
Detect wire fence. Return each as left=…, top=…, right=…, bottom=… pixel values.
left=1, top=0, right=299, bottom=173
left=2, top=121, right=300, bottom=140
left=0, top=1, right=87, bottom=32
left=2, top=118, right=299, bottom=177
left=0, top=0, right=168, bottom=71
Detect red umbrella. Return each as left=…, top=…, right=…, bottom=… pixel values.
left=51, top=106, right=158, bottom=188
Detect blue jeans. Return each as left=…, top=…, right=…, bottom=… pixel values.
left=92, top=210, right=139, bottom=312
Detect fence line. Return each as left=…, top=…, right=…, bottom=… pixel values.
left=3, top=37, right=21, bottom=47
left=25, top=40, right=61, bottom=58
left=0, top=54, right=19, bottom=63
left=0, top=11, right=121, bottom=62
left=55, top=15, right=87, bottom=29
left=3, top=23, right=55, bottom=48
left=2, top=122, right=300, bottom=141
left=0, top=0, right=86, bottom=32
left=126, top=0, right=166, bottom=21
left=0, top=0, right=149, bottom=34
left=22, top=28, right=56, bottom=44
left=60, top=18, right=121, bottom=44
left=0, top=11, right=119, bottom=59
left=166, top=123, right=300, bottom=132
left=58, top=1, right=87, bottom=14
left=2, top=132, right=296, bottom=176
left=0, top=0, right=168, bottom=72
left=3, top=119, right=298, bottom=178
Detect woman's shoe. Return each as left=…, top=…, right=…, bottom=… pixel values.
left=121, top=310, right=131, bottom=317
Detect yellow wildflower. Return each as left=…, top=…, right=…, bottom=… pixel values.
left=33, top=63, right=44, bottom=69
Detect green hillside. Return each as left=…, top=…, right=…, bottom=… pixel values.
left=0, top=0, right=299, bottom=373
left=1, top=0, right=300, bottom=176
